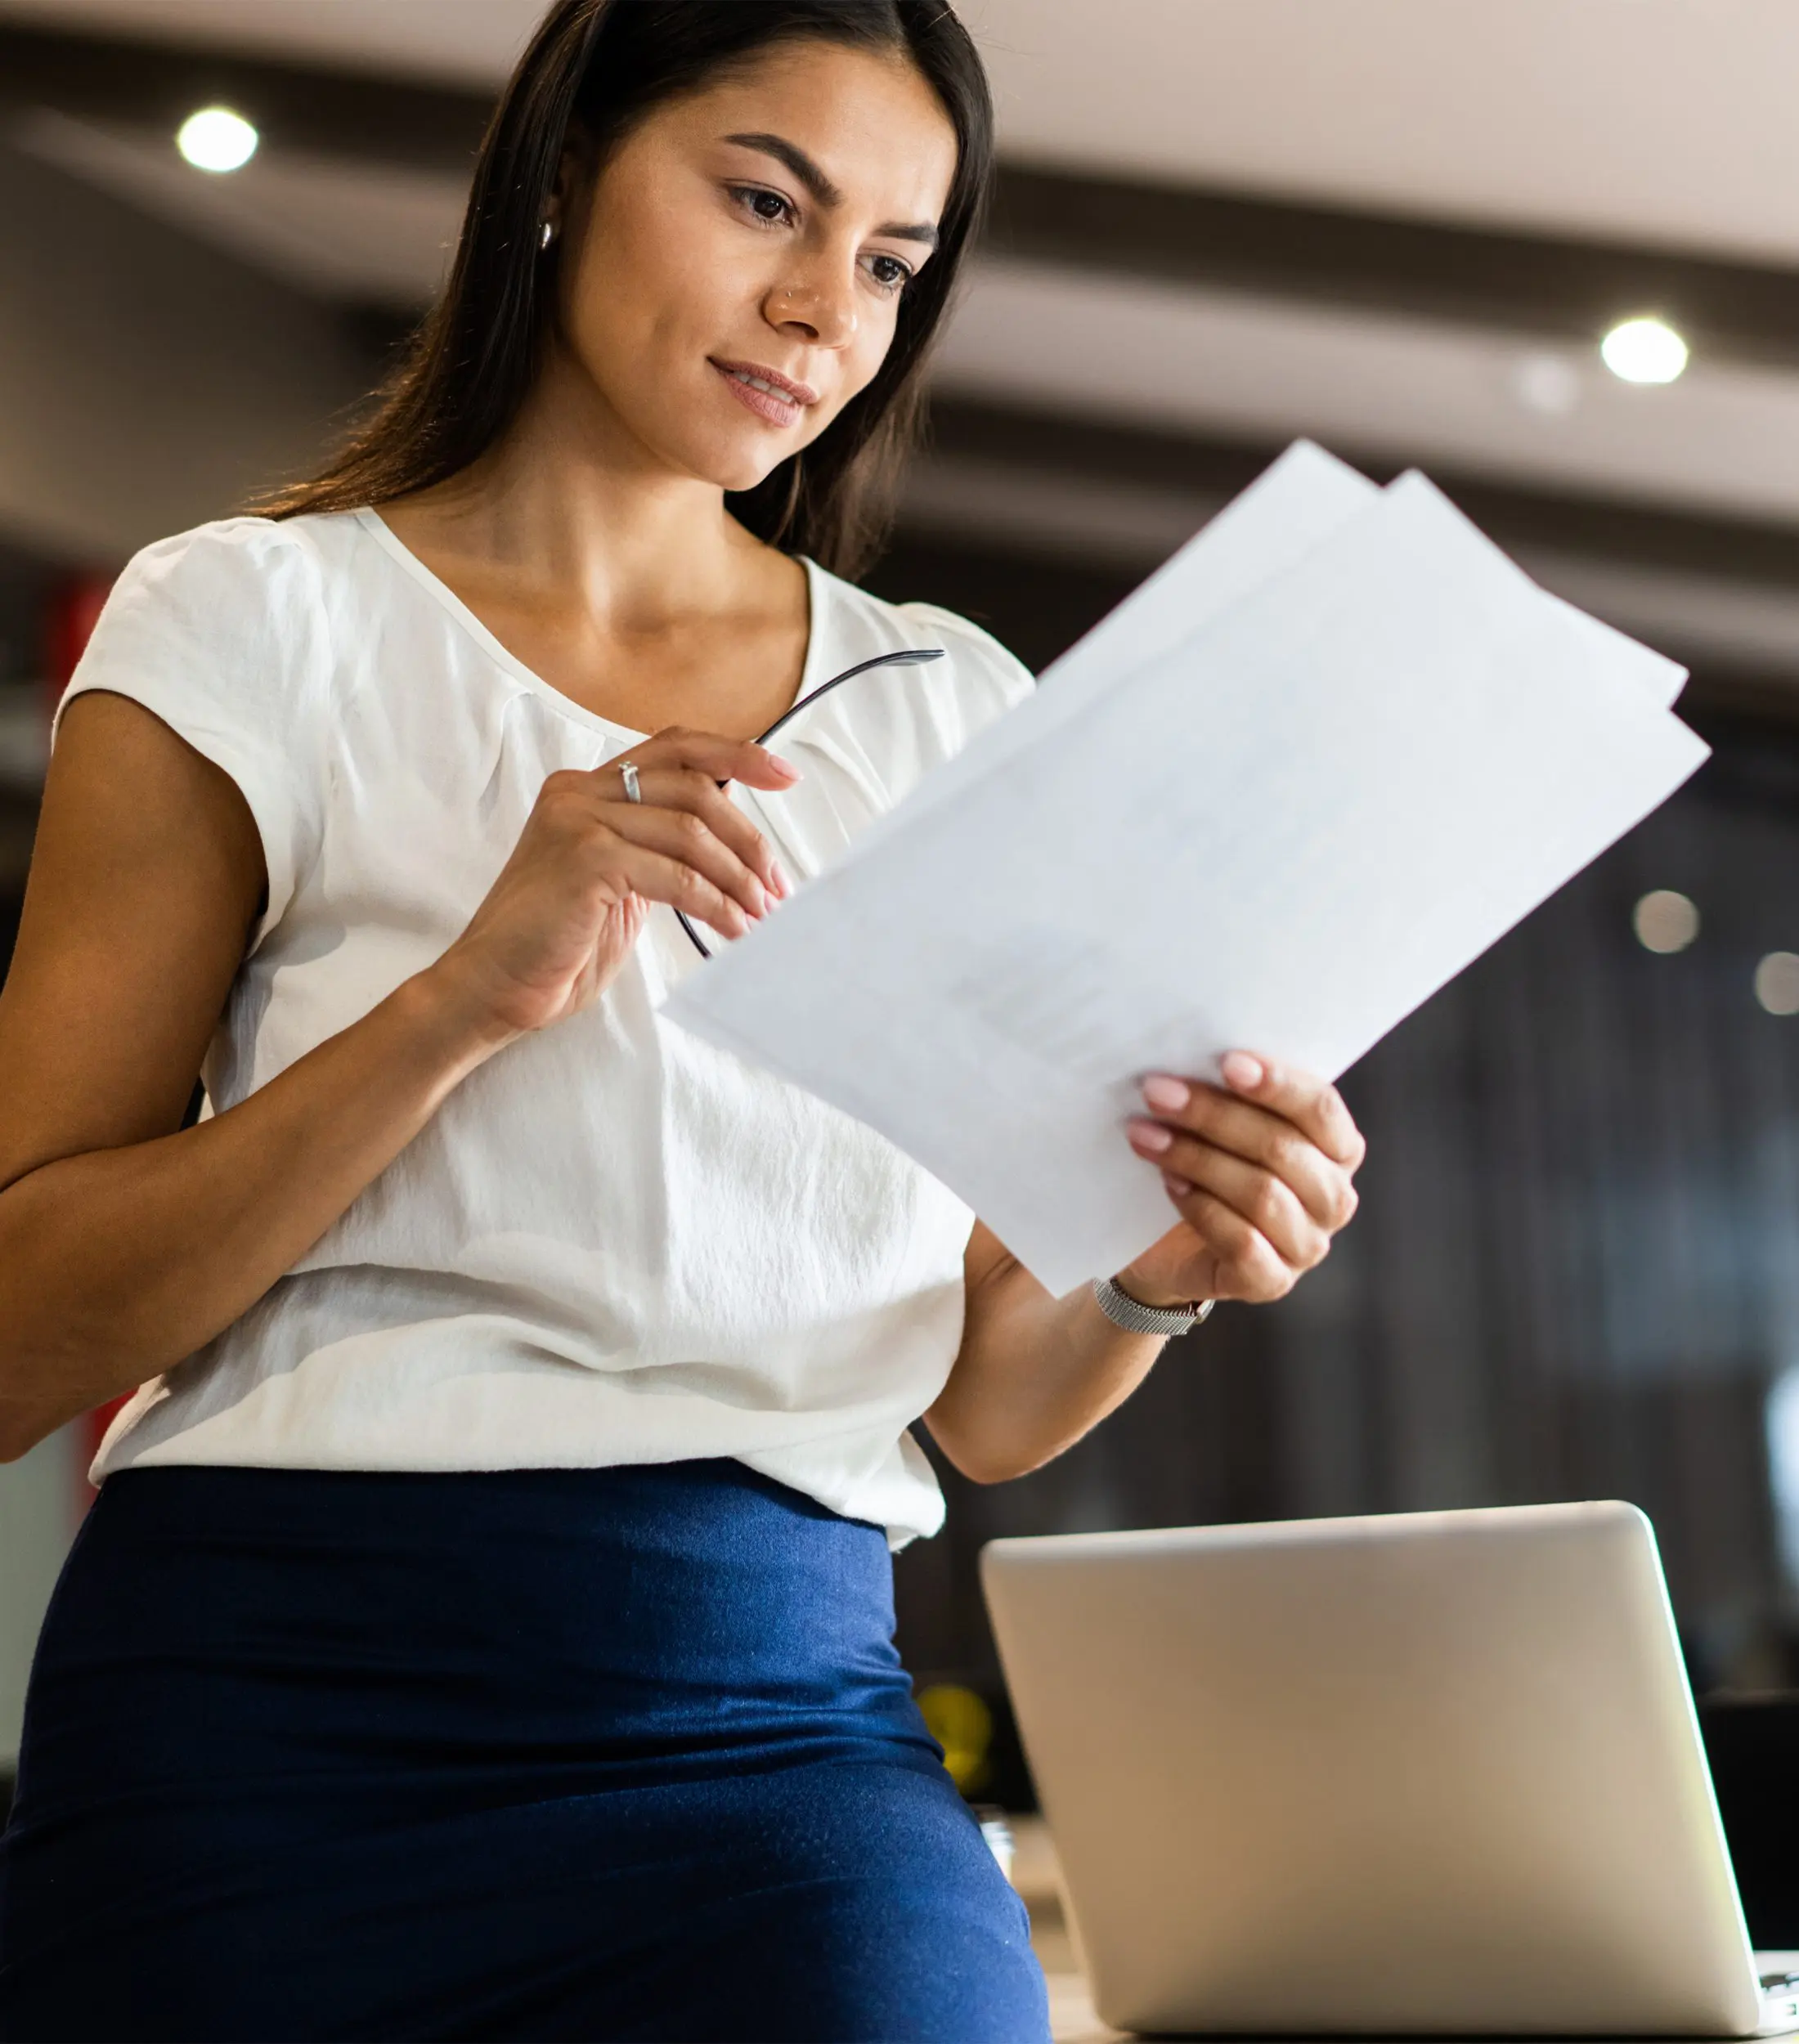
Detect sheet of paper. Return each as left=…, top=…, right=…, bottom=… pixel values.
left=846, top=444, right=1685, bottom=879
left=841, top=441, right=1380, bottom=859
left=669, top=464, right=1708, bottom=1297
left=1543, top=594, right=1689, bottom=710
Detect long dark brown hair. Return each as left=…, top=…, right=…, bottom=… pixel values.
left=261, top=0, right=993, bottom=580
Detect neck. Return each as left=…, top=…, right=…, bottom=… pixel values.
left=393, top=342, right=768, bottom=634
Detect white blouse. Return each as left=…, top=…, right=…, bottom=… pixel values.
left=60, top=509, right=1034, bottom=1545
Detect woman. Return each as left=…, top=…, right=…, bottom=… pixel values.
left=0, top=2, right=1365, bottom=2037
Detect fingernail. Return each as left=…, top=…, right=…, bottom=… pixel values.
left=1128, top=1118, right=1173, bottom=1154
left=772, top=754, right=801, bottom=780
left=771, top=860, right=792, bottom=899
left=1142, top=1075, right=1191, bottom=1113
left=1164, top=1172, right=1194, bottom=1197
left=1222, top=1052, right=1264, bottom=1091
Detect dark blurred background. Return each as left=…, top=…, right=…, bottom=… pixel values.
left=5, top=4, right=1799, bottom=1862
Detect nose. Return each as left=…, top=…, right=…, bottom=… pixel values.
left=764, top=276, right=856, bottom=352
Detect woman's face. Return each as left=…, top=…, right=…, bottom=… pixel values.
left=554, top=39, right=960, bottom=492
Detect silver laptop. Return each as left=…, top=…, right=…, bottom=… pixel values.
left=983, top=1500, right=1799, bottom=2036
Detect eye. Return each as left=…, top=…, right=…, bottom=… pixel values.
left=732, top=184, right=795, bottom=226
left=865, top=253, right=913, bottom=294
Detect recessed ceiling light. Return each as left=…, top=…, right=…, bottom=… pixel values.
left=1633, top=890, right=1699, bottom=953
left=177, top=106, right=259, bottom=174
left=1756, top=953, right=1799, bottom=1015
left=1600, top=316, right=1689, bottom=385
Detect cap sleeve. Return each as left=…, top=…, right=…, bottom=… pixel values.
left=54, top=518, right=330, bottom=951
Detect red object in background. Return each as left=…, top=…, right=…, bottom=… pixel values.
left=43, top=572, right=124, bottom=1512
left=43, top=572, right=114, bottom=716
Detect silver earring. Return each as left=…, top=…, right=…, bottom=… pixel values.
left=539, top=217, right=556, bottom=252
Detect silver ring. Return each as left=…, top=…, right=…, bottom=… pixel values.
left=619, top=760, right=641, bottom=804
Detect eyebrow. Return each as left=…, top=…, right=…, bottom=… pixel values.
left=722, top=131, right=941, bottom=249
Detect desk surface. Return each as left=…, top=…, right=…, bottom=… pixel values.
left=1013, top=1820, right=1799, bottom=2044
left=1044, top=1969, right=1121, bottom=2043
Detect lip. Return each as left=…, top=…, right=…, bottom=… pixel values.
left=711, top=357, right=819, bottom=427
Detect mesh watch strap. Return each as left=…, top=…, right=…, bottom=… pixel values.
left=1091, top=1275, right=1216, bottom=1337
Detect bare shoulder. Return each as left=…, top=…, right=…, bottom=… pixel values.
left=0, top=693, right=263, bottom=1192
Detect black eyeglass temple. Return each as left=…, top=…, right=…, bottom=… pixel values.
left=675, top=646, right=946, bottom=960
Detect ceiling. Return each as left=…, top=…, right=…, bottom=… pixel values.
left=5, top=0, right=1799, bottom=261
left=0, top=0, right=538, bottom=87
left=939, top=262, right=1799, bottom=526
left=968, top=0, right=1799, bottom=268
left=16, top=108, right=460, bottom=305
left=4, top=0, right=1799, bottom=693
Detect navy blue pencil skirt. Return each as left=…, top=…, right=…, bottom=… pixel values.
left=0, top=1459, right=1048, bottom=2043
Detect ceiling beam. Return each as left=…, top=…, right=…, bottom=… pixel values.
left=989, top=164, right=1799, bottom=372
left=904, top=397, right=1799, bottom=706
left=877, top=522, right=1799, bottom=733
left=923, top=396, right=1799, bottom=589
left=7, top=21, right=1799, bottom=368
left=0, top=20, right=492, bottom=174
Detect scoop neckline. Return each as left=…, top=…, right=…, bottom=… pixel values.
left=352, top=506, right=827, bottom=748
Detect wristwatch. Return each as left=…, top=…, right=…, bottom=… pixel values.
left=1090, top=1273, right=1216, bottom=1338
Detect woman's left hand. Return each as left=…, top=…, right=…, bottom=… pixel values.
left=1115, top=1051, right=1366, bottom=1310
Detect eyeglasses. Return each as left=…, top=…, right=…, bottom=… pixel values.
left=675, top=646, right=945, bottom=958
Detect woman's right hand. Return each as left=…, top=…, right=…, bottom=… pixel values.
left=424, top=727, right=799, bottom=1047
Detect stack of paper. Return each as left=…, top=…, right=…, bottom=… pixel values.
left=666, top=444, right=1708, bottom=1296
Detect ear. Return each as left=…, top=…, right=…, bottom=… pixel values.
left=545, top=126, right=598, bottom=241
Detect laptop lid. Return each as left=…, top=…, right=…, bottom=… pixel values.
left=983, top=1500, right=1763, bottom=2036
